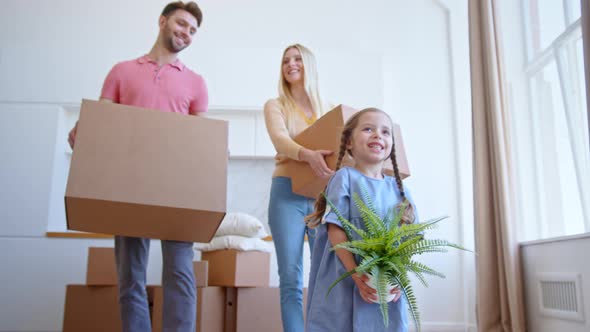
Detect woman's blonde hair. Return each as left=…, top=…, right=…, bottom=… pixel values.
left=305, top=108, right=416, bottom=228
left=277, top=44, right=326, bottom=135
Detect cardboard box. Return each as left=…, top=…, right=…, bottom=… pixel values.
left=62, top=285, right=122, bottom=332
left=65, top=99, right=228, bottom=242
left=86, top=247, right=117, bottom=285
left=284, top=104, right=410, bottom=198
left=147, top=286, right=163, bottom=332
left=63, top=284, right=172, bottom=331
left=201, top=249, right=270, bottom=287
left=194, top=260, right=209, bottom=287
left=86, top=246, right=209, bottom=287
left=150, top=286, right=225, bottom=332
left=225, top=287, right=307, bottom=332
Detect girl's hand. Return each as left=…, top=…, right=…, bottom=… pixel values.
left=391, top=286, right=402, bottom=302
left=299, top=148, right=334, bottom=178
left=352, top=273, right=377, bottom=303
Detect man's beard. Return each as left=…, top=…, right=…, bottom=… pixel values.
left=164, top=36, right=186, bottom=53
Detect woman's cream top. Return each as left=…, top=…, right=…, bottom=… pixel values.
left=263, top=98, right=318, bottom=178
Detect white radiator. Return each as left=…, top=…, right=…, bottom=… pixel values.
left=537, top=273, right=585, bottom=322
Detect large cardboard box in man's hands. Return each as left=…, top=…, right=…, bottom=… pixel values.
left=284, top=105, right=410, bottom=198
left=65, top=99, right=228, bottom=242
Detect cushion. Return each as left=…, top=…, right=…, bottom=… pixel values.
left=195, top=235, right=273, bottom=253
left=215, top=212, right=269, bottom=238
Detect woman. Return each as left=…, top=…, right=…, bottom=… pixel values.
left=264, top=44, right=333, bottom=332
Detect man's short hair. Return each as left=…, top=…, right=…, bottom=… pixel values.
left=162, top=1, right=203, bottom=27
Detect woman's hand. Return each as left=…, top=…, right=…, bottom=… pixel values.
left=352, top=273, right=377, bottom=303
left=298, top=148, right=334, bottom=178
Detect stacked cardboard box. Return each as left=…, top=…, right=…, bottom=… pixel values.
left=200, top=248, right=299, bottom=331
left=63, top=247, right=216, bottom=332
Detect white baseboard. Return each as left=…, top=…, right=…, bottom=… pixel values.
left=410, top=322, right=477, bottom=332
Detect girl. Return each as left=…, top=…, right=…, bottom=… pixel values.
left=263, top=44, right=332, bottom=332
left=304, top=108, right=417, bottom=332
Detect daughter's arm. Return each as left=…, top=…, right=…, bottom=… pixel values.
left=327, top=223, right=377, bottom=303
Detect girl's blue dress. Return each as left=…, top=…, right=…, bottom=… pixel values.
left=305, top=167, right=418, bottom=332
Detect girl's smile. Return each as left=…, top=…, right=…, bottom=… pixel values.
left=347, top=112, right=393, bottom=169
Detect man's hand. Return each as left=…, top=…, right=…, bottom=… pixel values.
left=68, top=122, right=78, bottom=149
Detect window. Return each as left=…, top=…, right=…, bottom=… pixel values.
left=503, top=0, right=589, bottom=241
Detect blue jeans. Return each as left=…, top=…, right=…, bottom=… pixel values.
left=268, top=177, right=317, bottom=332
left=115, top=236, right=196, bottom=332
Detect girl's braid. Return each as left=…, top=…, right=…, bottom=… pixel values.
left=390, top=137, right=415, bottom=225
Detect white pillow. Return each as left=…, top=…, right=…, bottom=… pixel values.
left=215, top=212, right=269, bottom=238
left=195, top=235, right=273, bottom=253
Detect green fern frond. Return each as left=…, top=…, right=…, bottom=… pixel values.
left=391, top=234, right=423, bottom=255
left=397, top=239, right=457, bottom=257
left=371, top=266, right=391, bottom=327
left=359, top=186, right=378, bottom=217
left=354, top=254, right=382, bottom=275
left=353, top=193, right=385, bottom=236
left=328, top=244, right=368, bottom=257
left=407, top=260, right=446, bottom=279
left=326, top=269, right=355, bottom=298
left=324, top=193, right=367, bottom=239
left=383, top=260, right=405, bottom=278
left=335, top=238, right=387, bottom=252
left=382, top=207, right=395, bottom=231
left=393, top=273, right=421, bottom=332
left=395, top=216, right=445, bottom=238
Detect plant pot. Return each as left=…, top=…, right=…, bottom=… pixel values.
left=366, top=274, right=398, bottom=304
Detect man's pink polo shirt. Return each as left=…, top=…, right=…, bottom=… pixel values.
left=100, top=55, right=208, bottom=115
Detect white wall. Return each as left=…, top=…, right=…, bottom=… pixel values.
left=0, top=0, right=474, bottom=331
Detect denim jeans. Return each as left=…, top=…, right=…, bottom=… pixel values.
left=268, top=177, right=317, bottom=332
left=115, top=236, right=196, bottom=332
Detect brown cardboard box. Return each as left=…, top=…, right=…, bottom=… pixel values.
left=147, top=286, right=163, bottom=332
left=284, top=104, right=410, bottom=198
left=194, top=260, right=209, bottom=287
left=86, top=246, right=209, bottom=287
left=196, top=287, right=225, bottom=332
left=62, top=285, right=121, bottom=332
left=201, top=249, right=270, bottom=287
left=65, top=99, right=228, bottom=242
left=86, top=247, right=117, bottom=285
left=225, top=287, right=307, bottom=332
left=63, top=284, right=170, bottom=331
left=150, top=286, right=225, bottom=332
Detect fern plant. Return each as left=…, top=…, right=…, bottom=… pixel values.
left=325, top=188, right=470, bottom=331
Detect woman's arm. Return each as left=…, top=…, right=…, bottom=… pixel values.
left=264, top=99, right=334, bottom=178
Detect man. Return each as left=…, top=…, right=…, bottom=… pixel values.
left=68, top=2, right=207, bottom=331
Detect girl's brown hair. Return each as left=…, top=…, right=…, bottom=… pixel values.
left=304, top=108, right=415, bottom=228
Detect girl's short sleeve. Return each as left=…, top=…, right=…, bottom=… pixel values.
left=323, top=168, right=350, bottom=227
